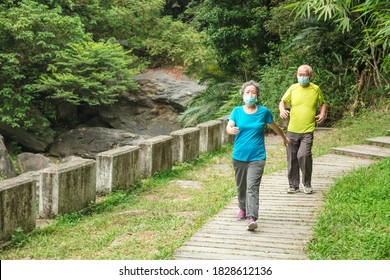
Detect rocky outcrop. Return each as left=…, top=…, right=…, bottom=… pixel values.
left=48, top=69, right=206, bottom=157
left=0, top=68, right=205, bottom=159
left=98, top=97, right=182, bottom=136
left=97, top=69, right=206, bottom=136
left=134, top=69, right=205, bottom=110
left=48, top=127, right=148, bottom=159
left=0, top=105, right=55, bottom=153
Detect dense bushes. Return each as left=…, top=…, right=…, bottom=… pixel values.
left=0, top=0, right=388, bottom=134
left=0, top=0, right=213, bottom=134
left=180, top=0, right=389, bottom=126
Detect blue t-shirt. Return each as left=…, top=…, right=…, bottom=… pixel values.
left=229, top=105, right=273, bottom=162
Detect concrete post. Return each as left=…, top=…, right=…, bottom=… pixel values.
left=196, top=120, right=223, bottom=152
left=138, top=135, right=173, bottom=178
left=170, top=127, right=200, bottom=163
left=96, top=146, right=140, bottom=194
left=39, top=159, right=96, bottom=218
left=0, top=174, right=36, bottom=242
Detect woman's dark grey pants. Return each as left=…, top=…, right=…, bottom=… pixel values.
left=232, top=159, right=266, bottom=221
left=286, top=131, right=314, bottom=188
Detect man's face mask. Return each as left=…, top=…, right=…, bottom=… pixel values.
left=298, top=76, right=310, bottom=85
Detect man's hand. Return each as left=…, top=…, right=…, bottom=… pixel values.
left=315, top=114, right=325, bottom=124
left=280, top=109, right=290, bottom=119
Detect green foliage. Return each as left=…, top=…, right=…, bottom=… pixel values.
left=287, top=0, right=390, bottom=94
left=163, top=0, right=191, bottom=18
left=0, top=0, right=212, bottom=135
left=0, top=0, right=88, bottom=128
left=7, top=228, right=30, bottom=249
left=35, top=0, right=102, bottom=31
left=145, top=17, right=215, bottom=70
left=94, top=0, right=213, bottom=71
left=37, top=39, right=143, bottom=106
left=178, top=81, right=240, bottom=127
left=193, top=0, right=271, bottom=79
left=256, top=66, right=296, bottom=124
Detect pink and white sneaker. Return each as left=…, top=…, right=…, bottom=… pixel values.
left=236, top=209, right=246, bottom=220
left=247, top=218, right=258, bottom=231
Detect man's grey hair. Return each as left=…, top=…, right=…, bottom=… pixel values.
left=298, top=64, right=313, bottom=74
left=240, top=80, right=260, bottom=96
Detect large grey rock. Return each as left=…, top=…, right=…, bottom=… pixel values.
left=135, top=69, right=206, bottom=110
left=48, top=127, right=149, bottom=159
left=98, top=69, right=206, bottom=136
left=16, top=152, right=55, bottom=173
left=99, top=97, right=182, bottom=136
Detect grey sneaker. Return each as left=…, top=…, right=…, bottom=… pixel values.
left=304, top=185, right=313, bottom=194
left=287, top=186, right=299, bottom=194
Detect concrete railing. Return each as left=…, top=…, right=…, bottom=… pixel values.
left=0, top=174, right=36, bottom=242
left=171, top=127, right=200, bottom=163
left=96, top=146, right=140, bottom=194
left=39, top=158, right=96, bottom=218
left=139, top=135, right=173, bottom=178
left=0, top=117, right=231, bottom=242
left=197, top=120, right=223, bottom=152
left=218, top=115, right=234, bottom=145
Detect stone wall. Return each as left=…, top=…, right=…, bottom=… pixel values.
left=0, top=118, right=232, bottom=242
left=139, top=135, right=173, bottom=178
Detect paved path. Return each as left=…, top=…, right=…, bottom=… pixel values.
left=174, top=131, right=390, bottom=260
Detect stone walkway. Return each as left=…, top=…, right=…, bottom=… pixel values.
left=173, top=131, right=390, bottom=260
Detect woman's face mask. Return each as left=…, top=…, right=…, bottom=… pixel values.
left=243, top=95, right=257, bottom=105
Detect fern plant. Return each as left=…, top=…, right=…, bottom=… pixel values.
left=178, top=82, right=240, bottom=127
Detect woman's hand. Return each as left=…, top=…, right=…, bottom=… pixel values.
left=228, top=126, right=240, bottom=135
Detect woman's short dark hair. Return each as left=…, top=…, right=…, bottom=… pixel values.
left=240, top=80, right=260, bottom=96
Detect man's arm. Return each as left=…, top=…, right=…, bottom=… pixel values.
left=279, top=100, right=290, bottom=120
left=315, top=103, right=327, bottom=124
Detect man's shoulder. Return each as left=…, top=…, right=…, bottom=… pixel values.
left=288, top=83, right=301, bottom=91
left=308, top=82, right=321, bottom=89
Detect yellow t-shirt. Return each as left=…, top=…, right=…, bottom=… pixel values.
left=281, top=83, right=325, bottom=133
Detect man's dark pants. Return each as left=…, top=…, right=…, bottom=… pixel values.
left=286, top=131, right=314, bottom=188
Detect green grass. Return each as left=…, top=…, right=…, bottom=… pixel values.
left=306, top=158, right=390, bottom=259
left=1, top=147, right=239, bottom=260
left=0, top=101, right=389, bottom=259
